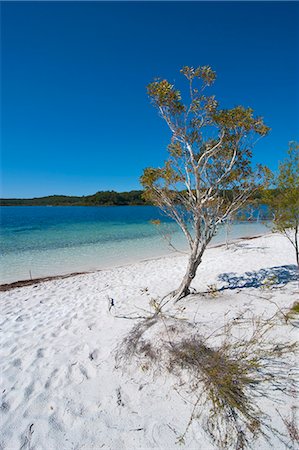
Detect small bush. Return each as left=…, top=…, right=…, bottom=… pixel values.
left=206, top=284, right=219, bottom=298
left=288, top=301, right=299, bottom=316
left=117, top=313, right=297, bottom=449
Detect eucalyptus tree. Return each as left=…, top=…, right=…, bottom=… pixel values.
left=266, top=141, right=299, bottom=267
left=141, top=66, right=270, bottom=301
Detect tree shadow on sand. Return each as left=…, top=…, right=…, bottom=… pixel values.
left=218, top=265, right=299, bottom=291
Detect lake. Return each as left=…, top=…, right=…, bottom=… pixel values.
left=0, top=206, right=271, bottom=284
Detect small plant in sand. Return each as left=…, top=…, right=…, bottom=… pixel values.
left=141, top=66, right=270, bottom=302
left=116, top=312, right=297, bottom=449
left=206, top=283, right=219, bottom=298
left=285, top=301, right=299, bottom=327
left=288, top=301, right=299, bottom=316
left=260, top=273, right=279, bottom=290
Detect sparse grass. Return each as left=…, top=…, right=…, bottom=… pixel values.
left=115, top=316, right=159, bottom=368
left=277, top=406, right=299, bottom=447
left=168, top=329, right=297, bottom=449
left=206, top=284, right=219, bottom=298
left=261, top=274, right=279, bottom=290
left=116, top=312, right=298, bottom=449
left=285, top=301, right=299, bottom=326
left=288, top=301, right=299, bottom=316
left=168, top=337, right=262, bottom=448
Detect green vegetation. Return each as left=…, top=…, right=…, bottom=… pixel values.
left=141, top=65, right=270, bottom=301
left=0, top=190, right=148, bottom=206
left=117, top=312, right=297, bottom=449
left=264, top=141, right=299, bottom=267
left=0, top=189, right=269, bottom=207
left=287, top=301, right=299, bottom=318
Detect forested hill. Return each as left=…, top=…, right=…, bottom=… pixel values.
left=0, top=189, right=268, bottom=207
left=0, top=191, right=149, bottom=206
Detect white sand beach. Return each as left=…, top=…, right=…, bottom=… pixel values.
left=1, top=233, right=298, bottom=450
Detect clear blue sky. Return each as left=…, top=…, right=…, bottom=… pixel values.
left=1, top=1, right=299, bottom=198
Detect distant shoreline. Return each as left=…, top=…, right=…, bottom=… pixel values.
left=0, top=190, right=149, bottom=207
left=0, top=204, right=149, bottom=207
left=0, top=189, right=271, bottom=207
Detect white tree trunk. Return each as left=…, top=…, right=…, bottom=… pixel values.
left=174, top=256, right=201, bottom=302
left=173, top=234, right=212, bottom=302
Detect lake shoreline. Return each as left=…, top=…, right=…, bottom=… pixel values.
left=0, top=232, right=268, bottom=292
left=1, top=205, right=271, bottom=285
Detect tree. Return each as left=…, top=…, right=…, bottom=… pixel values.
left=140, top=66, right=270, bottom=302
left=265, top=141, right=299, bottom=267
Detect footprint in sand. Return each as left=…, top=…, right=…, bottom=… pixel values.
left=49, top=413, right=64, bottom=433
left=0, top=401, right=10, bottom=413
left=12, top=358, right=22, bottom=368
left=24, top=382, right=35, bottom=399
left=19, top=423, right=34, bottom=450
left=146, top=421, right=175, bottom=447
left=88, top=349, right=100, bottom=362
left=15, top=315, right=24, bottom=322
left=36, top=348, right=45, bottom=358
left=44, top=368, right=59, bottom=389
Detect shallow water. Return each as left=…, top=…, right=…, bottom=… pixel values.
left=0, top=206, right=271, bottom=283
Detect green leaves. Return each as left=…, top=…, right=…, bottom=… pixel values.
left=213, top=106, right=270, bottom=136
left=277, top=141, right=299, bottom=190
left=142, top=65, right=271, bottom=240
left=269, top=141, right=299, bottom=219
left=147, top=79, right=184, bottom=112
left=168, top=141, right=183, bottom=157
left=264, top=142, right=299, bottom=265
left=181, top=65, right=217, bottom=85
left=140, top=167, right=163, bottom=188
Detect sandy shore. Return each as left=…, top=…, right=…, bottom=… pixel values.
left=0, top=233, right=267, bottom=292
left=1, top=233, right=298, bottom=449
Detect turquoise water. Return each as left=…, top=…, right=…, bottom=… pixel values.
left=0, top=206, right=270, bottom=284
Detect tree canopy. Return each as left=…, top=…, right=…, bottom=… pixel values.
left=265, top=141, right=299, bottom=266
left=141, top=65, right=270, bottom=301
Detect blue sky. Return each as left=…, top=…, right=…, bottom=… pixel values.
left=1, top=1, right=299, bottom=198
